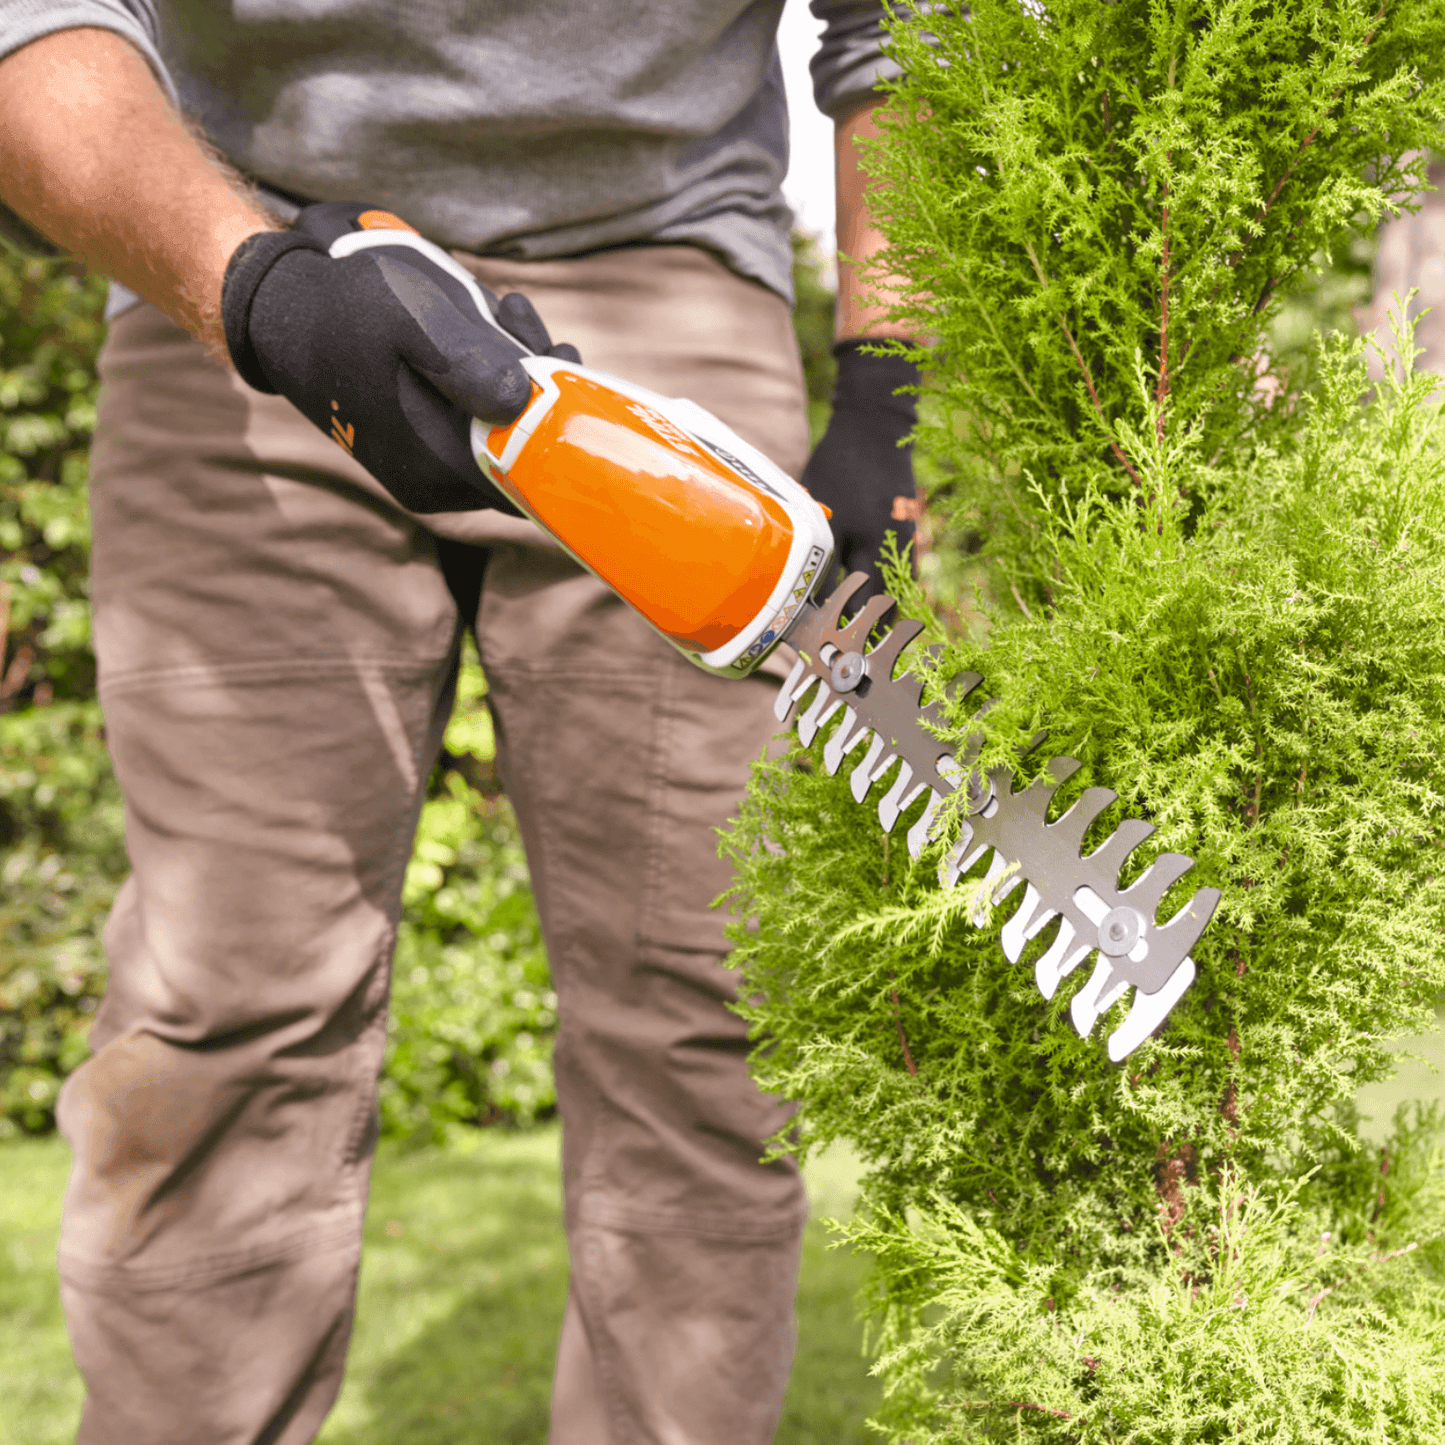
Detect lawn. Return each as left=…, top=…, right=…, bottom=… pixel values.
left=5, top=1025, right=1441, bottom=1445
left=0, top=1126, right=877, bottom=1445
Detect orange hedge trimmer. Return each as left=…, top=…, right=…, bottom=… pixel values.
left=475, top=345, right=1219, bottom=1061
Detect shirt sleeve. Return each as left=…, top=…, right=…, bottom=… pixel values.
left=0, top=0, right=177, bottom=254
left=808, top=0, right=906, bottom=120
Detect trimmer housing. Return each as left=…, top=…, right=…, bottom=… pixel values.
left=472, top=358, right=835, bottom=678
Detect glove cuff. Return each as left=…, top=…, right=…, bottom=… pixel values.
left=830, top=340, right=921, bottom=426
left=221, top=229, right=327, bottom=393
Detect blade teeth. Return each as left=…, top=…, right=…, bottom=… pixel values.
left=774, top=658, right=806, bottom=722
left=1024, top=904, right=1060, bottom=945
left=1019, top=729, right=1050, bottom=758
left=1106, top=958, right=1196, bottom=1061
left=1069, top=955, right=1117, bottom=1038
left=795, top=683, right=841, bottom=747
left=1035, top=918, right=1084, bottom=1000
left=1016, top=777, right=1058, bottom=820
left=1045, top=786, right=1118, bottom=851
left=1119, top=852, right=1194, bottom=918
left=836, top=592, right=896, bottom=653
left=1000, top=883, right=1042, bottom=962
left=950, top=670, right=985, bottom=702
left=1152, top=885, right=1222, bottom=961
left=887, top=782, right=930, bottom=836
left=816, top=571, right=870, bottom=632
left=849, top=734, right=887, bottom=803
left=993, top=871, right=1023, bottom=906
left=935, top=753, right=963, bottom=790
left=1085, top=817, right=1156, bottom=880
left=970, top=850, right=1009, bottom=926
left=1098, top=974, right=1130, bottom=1015
left=974, top=765, right=1013, bottom=818
left=864, top=617, right=925, bottom=683
left=787, top=671, right=826, bottom=724
left=820, top=707, right=866, bottom=775
left=905, top=788, right=944, bottom=859
left=877, top=762, right=920, bottom=832
left=801, top=573, right=1217, bottom=1060
left=938, top=821, right=980, bottom=887
left=1014, top=757, right=1083, bottom=822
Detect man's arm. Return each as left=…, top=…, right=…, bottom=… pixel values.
left=797, top=98, right=922, bottom=596
left=0, top=27, right=276, bottom=359
left=833, top=101, right=915, bottom=342
left=0, top=27, right=579, bottom=516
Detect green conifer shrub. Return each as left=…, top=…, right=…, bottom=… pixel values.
left=724, top=4, right=1445, bottom=1438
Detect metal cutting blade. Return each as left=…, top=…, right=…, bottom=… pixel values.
left=774, top=573, right=1220, bottom=1062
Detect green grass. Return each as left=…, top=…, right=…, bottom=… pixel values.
left=6, top=1031, right=1440, bottom=1445
left=0, top=1127, right=879, bottom=1445
left=1, top=1134, right=78, bottom=1445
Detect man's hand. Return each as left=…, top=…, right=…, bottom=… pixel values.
left=222, top=202, right=580, bottom=513
left=800, top=342, right=919, bottom=598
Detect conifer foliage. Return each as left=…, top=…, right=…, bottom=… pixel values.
left=724, top=3, right=1445, bottom=1439
left=880, top=0, right=1445, bottom=590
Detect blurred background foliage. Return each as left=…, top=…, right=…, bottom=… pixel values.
left=0, top=258, right=116, bottom=1134
left=0, top=227, right=1377, bottom=1138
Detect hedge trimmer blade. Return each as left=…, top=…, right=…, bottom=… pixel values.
left=775, top=573, right=1221, bottom=1062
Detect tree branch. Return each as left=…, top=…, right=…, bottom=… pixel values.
left=957, top=1399, right=1074, bottom=1420
left=1157, top=174, right=1171, bottom=444
left=1307, top=1233, right=1437, bottom=1323
left=1059, top=318, right=1144, bottom=489
left=889, top=979, right=918, bottom=1076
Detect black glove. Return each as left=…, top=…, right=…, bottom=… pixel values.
left=800, top=341, right=921, bottom=602
left=220, top=201, right=581, bottom=514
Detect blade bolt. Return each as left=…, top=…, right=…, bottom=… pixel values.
left=1098, top=906, right=1143, bottom=958
left=830, top=651, right=868, bottom=693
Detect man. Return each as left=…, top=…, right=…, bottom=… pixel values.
left=0, top=4, right=919, bottom=1443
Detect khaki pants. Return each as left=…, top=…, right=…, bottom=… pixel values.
left=57, top=245, right=811, bottom=1445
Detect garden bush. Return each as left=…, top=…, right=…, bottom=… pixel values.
left=0, top=256, right=116, bottom=1134
left=725, top=3, right=1445, bottom=1440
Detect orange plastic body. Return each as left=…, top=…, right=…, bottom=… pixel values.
left=485, top=372, right=794, bottom=653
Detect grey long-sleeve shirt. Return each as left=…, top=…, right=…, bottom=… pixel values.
left=0, top=1, right=901, bottom=301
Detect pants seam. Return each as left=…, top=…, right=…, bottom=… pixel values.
left=570, top=1239, right=641, bottom=1445
left=59, top=1213, right=364, bottom=1296
left=98, top=653, right=454, bottom=698
left=336, top=627, right=462, bottom=1173
left=497, top=656, right=648, bottom=1445
left=573, top=1198, right=807, bottom=1242
left=634, top=659, right=675, bottom=966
